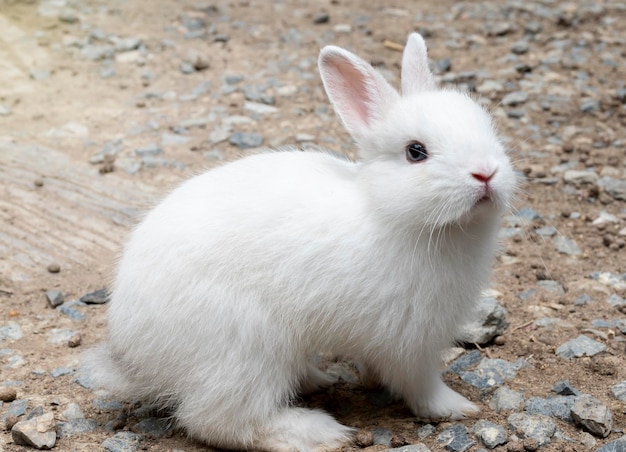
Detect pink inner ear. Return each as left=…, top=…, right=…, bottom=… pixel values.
left=325, top=56, right=373, bottom=130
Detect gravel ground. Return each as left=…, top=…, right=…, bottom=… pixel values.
left=1, top=0, right=625, bottom=451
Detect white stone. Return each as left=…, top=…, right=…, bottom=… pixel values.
left=563, top=170, right=598, bottom=186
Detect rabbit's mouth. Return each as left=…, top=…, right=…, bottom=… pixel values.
left=473, top=192, right=496, bottom=210
left=478, top=194, right=492, bottom=203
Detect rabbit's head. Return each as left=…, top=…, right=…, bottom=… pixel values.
left=319, top=34, right=516, bottom=231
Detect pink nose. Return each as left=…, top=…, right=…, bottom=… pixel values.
left=472, top=170, right=495, bottom=183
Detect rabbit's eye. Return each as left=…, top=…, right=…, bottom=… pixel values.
left=406, top=141, right=428, bottom=163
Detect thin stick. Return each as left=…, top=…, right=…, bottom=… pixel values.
left=474, top=342, right=492, bottom=359
left=512, top=320, right=534, bottom=331
left=383, top=39, right=404, bottom=51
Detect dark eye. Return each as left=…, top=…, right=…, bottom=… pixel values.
left=406, top=141, right=428, bottom=163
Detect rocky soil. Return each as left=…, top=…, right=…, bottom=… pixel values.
left=1, top=0, right=625, bottom=451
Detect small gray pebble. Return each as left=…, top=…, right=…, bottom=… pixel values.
left=113, top=37, right=142, bottom=52
left=2, top=399, right=28, bottom=423
left=417, top=423, right=436, bottom=439
left=486, top=22, right=513, bottom=37
left=524, top=21, right=543, bottom=34
left=611, top=381, right=626, bottom=401
left=179, top=115, right=216, bottom=129
left=372, top=427, right=393, bottom=446
left=606, top=294, right=626, bottom=308
left=30, top=70, right=52, bottom=81
left=507, top=413, right=556, bottom=447
left=74, top=374, right=97, bottom=389
left=384, top=445, right=431, bottom=452
left=517, top=288, right=537, bottom=300
left=598, top=177, right=626, bottom=201
left=552, top=380, right=579, bottom=396
left=224, top=74, right=244, bottom=85
left=507, top=109, right=525, bottom=119
left=563, top=169, right=599, bottom=186
left=244, top=101, right=279, bottom=115
left=501, top=91, right=528, bottom=107
left=575, top=294, right=593, bottom=306
left=476, top=358, right=524, bottom=380
left=50, top=367, right=74, bottom=378
left=571, top=394, right=613, bottom=438
left=102, top=431, right=144, bottom=451
left=179, top=62, right=196, bottom=74
left=80, top=288, right=110, bottom=304
left=437, top=424, right=476, bottom=452
left=313, top=12, right=330, bottom=24
left=524, top=396, right=574, bottom=422
left=134, top=144, right=162, bottom=157
left=56, top=418, right=99, bottom=438
left=513, top=207, right=542, bottom=224
left=161, top=133, right=191, bottom=147
left=555, top=335, right=606, bottom=359
left=461, top=368, right=505, bottom=389
left=553, top=235, right=582, bottom=256
left=229, top=131, right=264, bottom=149
left=534, top=226, right=558, bottom=237
left=579, top=431, right=597, bottom=448
left=49, top=328, right=77, bottom=345
left=63, top=403, right=85, bottom=420
left=0, top=322, right=23, bottom=341
left=25, top=405, right=44, bottom=420
left=589, top=272, right=626, bottom=290
left=433, top=58, right=451, bottom=74
left=473, top=420, right=507, bottom=449
left=93, top=393, right=123, bottom=411
left=447, top=350, right=482, bottom=375
left=499, top=228, right=523, bottom=239
left=56, top=302, right=86, bottom=321
left=580, top=98, right=600, bottom=113
left=59, top=13, right=78, bottom=23
left=0, top=104, right=12, bottom=116
left=537, top=280, right=564, bottom=295
left=533, top=318, right=558, bottom=329
left=203, top=149, right=224, bottom=160
left=132, top=417, right=172, bottom=438
left=458, top=298, right=509, bottom=345
left=489, top=386, right=524, bottom=412
left=81, top=44, right=115, bottom=61
left=510, top=41, right=529, bottom=54
left=595, top=435, right=626, bottom=452
left=46, top=290, right=64, bottom=307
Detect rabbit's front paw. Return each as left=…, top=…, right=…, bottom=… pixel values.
left=412, top=382, right=479, bottom=421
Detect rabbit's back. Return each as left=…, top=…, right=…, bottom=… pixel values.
left=108, top=151, right=372, bottom=351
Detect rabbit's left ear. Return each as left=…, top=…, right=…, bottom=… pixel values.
left=401, top=33, right=436, bottom=97
left=319, top=45, right=399, bottom=140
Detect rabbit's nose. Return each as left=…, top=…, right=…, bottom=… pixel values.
left=471, top=169, right=496, bottom=184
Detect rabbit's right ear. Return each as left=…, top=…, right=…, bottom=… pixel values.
left=319, top=46, right=399, bottom=140
left=401, top=33, right=436, bottom=97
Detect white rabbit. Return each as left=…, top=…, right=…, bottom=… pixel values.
left=83, top=33, right=516, bottom=451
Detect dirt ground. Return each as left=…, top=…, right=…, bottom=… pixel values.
left=1, top=0, right=625, bottom=451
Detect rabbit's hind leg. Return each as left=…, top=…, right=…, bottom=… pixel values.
left=178, top=398, right=353, bottom=452
left=254, top=407, right=354, bottom=452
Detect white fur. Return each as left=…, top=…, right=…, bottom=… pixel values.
left=82, top=33, right=516, bottom=451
